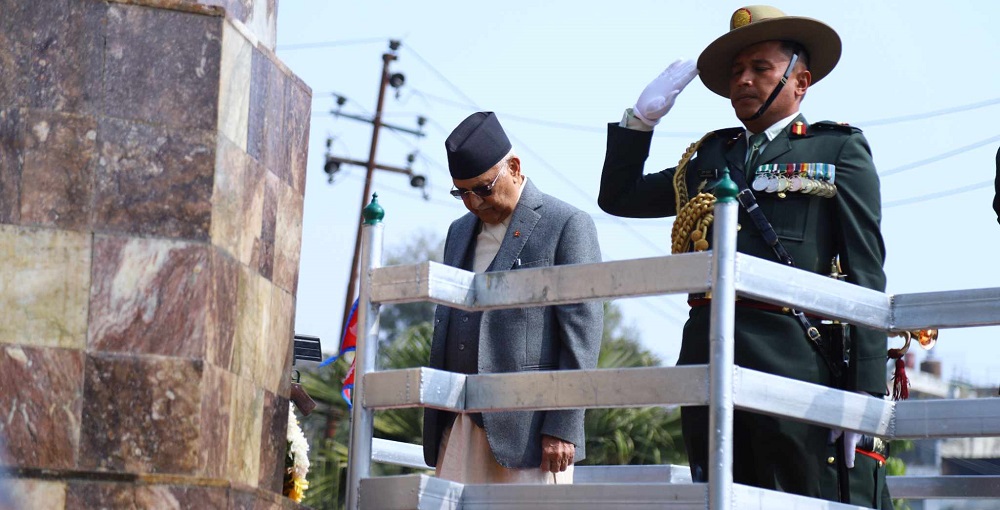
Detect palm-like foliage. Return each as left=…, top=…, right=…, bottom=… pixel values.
left=581, top=304, right=686, bottom=466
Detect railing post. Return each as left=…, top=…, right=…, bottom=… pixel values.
left=708, top=170, right=739, bottom=510
left=346, top=193, right=385, bottom=510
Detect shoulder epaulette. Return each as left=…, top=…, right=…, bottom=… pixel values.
left=713, top=127, right=744, bottom=147
left=812, top=120, right=863, bottom=135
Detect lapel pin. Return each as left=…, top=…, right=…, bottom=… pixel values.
left=513, top=230, right=520, bottom=238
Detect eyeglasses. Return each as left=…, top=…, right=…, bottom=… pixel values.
left=450, top=165, right=506, bottom=199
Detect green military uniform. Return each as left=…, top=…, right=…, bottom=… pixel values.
left=599, top=114, right=890, bottom=507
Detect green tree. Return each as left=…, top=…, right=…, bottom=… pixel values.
left=583, top=303, right=686, bottom=466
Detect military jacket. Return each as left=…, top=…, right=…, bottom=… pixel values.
left=599, top=114, right=887, bottom=393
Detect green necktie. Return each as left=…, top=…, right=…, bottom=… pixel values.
left=746, top=132, right=768, bottom=173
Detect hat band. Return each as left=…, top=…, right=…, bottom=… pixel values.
left=747, top=52, right=799, bottom=121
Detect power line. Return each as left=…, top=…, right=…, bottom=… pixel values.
left=402, top=47, right=481, bottom=110
left=276, top=37, right=389, bottom=51
left=858, top=96, right=1000, bottom=127
left=884, top=179, right=992, bottom=209
left=403, top=45, right=672, bottom=255
left=880, top=133, right=1000, bottom=177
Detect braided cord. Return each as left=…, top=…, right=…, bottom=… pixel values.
left=670, top=132, right=718, bottom=254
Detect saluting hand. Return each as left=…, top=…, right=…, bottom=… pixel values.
left=540, top=434, right=575, bottom=473
left=633, top=59, right=699, bottom=127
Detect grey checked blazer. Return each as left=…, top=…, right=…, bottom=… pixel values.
left=422, top=179, right=603, bottom=469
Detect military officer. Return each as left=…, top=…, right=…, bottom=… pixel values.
left=599, top=5, right=890, bottom=508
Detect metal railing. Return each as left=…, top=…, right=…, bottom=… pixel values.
left=343, top=188, right=1000, bottom=509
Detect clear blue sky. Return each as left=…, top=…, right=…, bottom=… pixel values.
left=276, top=1, right=1000, bottom=387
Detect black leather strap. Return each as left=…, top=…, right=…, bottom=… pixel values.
left=721, top=166, right=842, bottom=379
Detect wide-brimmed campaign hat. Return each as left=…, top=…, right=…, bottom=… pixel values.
left=697, top=5, right=841, bottom=98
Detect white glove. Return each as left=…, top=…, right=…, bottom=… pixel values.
left=633, top=59, right=699, bottom=127
left=829, top=429, right=863, bottom=468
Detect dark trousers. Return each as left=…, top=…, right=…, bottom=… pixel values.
left=682, top=407, right=890, bottom=508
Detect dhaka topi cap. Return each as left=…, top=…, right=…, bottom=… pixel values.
left=446, top=112, right=512, bottom=180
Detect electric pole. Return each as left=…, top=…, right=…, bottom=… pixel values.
left=328, top=40, right=427, bottom=340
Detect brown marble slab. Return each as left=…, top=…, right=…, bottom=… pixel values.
left=262, top=60, right=288, bottom=185
left=199, top=364, right=233, bottom=479
left=19, top=110, right=98, bottom=230
left=94, top=117, right=215, bottom=240
left=272, top=181, right=303, bottom=295
left=208, top=249, right=239, bottom=370
left=262, top=287, right=293, bottom=395
left=0, top=3, right=28, bottom=110
left=227, top=374, right=264, bottom=486
left=218, top=21, right=253, bottom=152
left=211, top=134, right=250, bottom=262
left=0, top=109, right=24, bottom=225
left=65, top=481, right=229, bottom=509
left=256, top=171, right=278, bottom=280
left=104, top=2, right=221, bottom=130
left=88, top=235, right=211, bottom=358
left=0, top=346, right=84, bottom=470
left=79, top=354, right=204, bottom=475
left=23, top=0, right=107, bottom=114
left=284, top=78, right=312, bottom=196
left=232, top=265, right=267, bottom=381
left=246, top=48, right=270, bottom=167
left=257, top=390, right=289, bottom=493
left=0, top=226, right=91, bottom=349
left=239, top=156, right=267, bottom=267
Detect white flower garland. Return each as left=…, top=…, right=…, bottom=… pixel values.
left=285, top=407, right=310, bottom=502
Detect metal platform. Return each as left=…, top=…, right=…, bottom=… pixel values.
left=343, top=195, right=1000, bottom=509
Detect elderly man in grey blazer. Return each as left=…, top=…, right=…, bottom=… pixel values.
left=422, top=112, right=603, bottom=484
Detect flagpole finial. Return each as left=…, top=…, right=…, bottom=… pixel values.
left=362, top=193, right=384, bottom=225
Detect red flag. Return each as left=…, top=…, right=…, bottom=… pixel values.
left=319, top=299, right=359, bottom=408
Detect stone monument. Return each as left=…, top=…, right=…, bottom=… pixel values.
left=0, top=0, right=312, bottom=507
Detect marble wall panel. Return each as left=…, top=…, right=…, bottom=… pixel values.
left=3, top=479, right=67, bottom=510
left=284, top=78, right=311, bottom=196
left=0, top=346, right=84, bottom=470
left=19, top=110, right=98, bottom=230
left=245, top=0, right=277, bottom=50
left=104, top=3, right=221, bottom=131
left=257, top=390, right=289, bottom=493
left=261, top=287, right=293, bottom=396
left=65, top=481, right=229, bottom=509
left=0, top=2, right=28, bottom=109
left=262, top=60, right=288, bottom=185
left=240, top=157, right=267, bottom=267
left=211, top=134, right=249, bottom=261
left=233, top=264, right=270, bottom=382
left=272, top=179, right=303, bottom=295
left=219, top=21, right=253, bottom=151
left=228, top=374, right=264, bottom=486
left=94, top=117, right=215, bottom=240
left=23, top=0, right=107, bottom=114
left=199, top=364, right=233, bottom=479
left=0, top=226, right=90, bottom=348
left=246, top=49, right=269, bottom=167
left=255, top=171, right=278, bottom=280
left=79, top=354, right=203, bottom=475
left=88, top=236, right=211, bottom=358
left=0, top=109, right=23, bottom=225
left=208, top=249, right=239, bottom=369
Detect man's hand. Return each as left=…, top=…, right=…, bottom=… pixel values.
left=633, top=59, right=699, bottom=127
left=540, top=435, right=575, bottom=473
left=829, top=429, right=862, bottom=468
